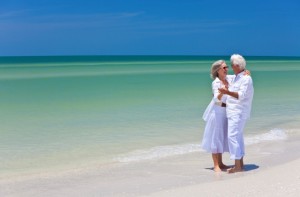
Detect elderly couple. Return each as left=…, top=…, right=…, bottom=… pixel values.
left=201, top=54, right=254, bottom=173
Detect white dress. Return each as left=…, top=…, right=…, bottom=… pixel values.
left=201, top=76, right=234, bottom=153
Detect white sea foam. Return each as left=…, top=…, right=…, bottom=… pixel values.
left=245, top=128, right=287, bottom=145
left=115, top=144, right=201, bottom=163
left=115, top=129, right=288, bottom=163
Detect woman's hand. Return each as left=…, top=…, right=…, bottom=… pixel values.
left=244, top=70, right=251, bottom=76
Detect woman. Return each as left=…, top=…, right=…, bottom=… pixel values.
left=201, top=60, right=233, bottom=172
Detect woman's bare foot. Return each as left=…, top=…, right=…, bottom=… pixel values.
left=214, top=167, right=222, bottom=172
left=219, top=164, right=231, bottom=170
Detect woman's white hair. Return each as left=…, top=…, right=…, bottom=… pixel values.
left=210, top=60, right=225, bottom=79
left=230, top=54, right=246, bottom=70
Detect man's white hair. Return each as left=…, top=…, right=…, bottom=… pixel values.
left=230, top=54, right=246, bottom=70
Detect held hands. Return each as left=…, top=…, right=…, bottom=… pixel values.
left=218, top=87, right=228, bottom=95
left=219, top=85, right=239, bottom=99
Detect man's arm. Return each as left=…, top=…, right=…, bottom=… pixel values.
left=218, top=88, right=239, bottom=99
left=219, top=76, right=253, bottom=100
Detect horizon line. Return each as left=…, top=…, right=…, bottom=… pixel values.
left=1, top=54, right=300, bottom=58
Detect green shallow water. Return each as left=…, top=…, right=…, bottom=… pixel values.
left=0, top=56, right=299, bottom=176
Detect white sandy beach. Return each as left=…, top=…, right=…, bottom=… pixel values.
left=1, top=129, right=300, bottom=197
left=145, top=130, right=300, bottom=197
left=146, top=158, right=300, bottom=197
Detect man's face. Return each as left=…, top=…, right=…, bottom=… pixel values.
left=231, top=64, right=239, bottom=74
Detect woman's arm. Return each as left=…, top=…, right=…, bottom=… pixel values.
left=212, top=80, right=223, bottom=105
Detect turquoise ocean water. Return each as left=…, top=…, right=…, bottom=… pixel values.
left=0, top=56, right=300, bottom=177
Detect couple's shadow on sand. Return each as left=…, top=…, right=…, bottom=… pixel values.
left=243, top=164, right=260, bottom=171
left=206, top=164, right=259, bottom=172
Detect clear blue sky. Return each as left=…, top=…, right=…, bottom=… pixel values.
left=0, top=0, right=299, bottom=56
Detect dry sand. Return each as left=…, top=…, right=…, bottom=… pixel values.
left=146, top=158, right=300, bottom=197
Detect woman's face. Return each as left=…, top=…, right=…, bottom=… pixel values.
left=217, top=62, right=228, bottom=78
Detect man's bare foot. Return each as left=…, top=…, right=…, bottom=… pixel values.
left=227, top=167, right=244, bottom=174
left=241, top=157, right=244, bottom=169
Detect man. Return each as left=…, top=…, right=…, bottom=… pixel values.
left=219, top=54, right=254, bottom=173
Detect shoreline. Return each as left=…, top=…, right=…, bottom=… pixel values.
left=145, top=131, right=300, bottom=197
left=1, top=131, right=300, bottom=197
